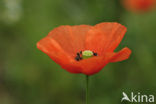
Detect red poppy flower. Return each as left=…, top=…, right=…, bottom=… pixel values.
left=122, top=0, right=156, bottom=12
left=37, top=22, right=131, bottom=75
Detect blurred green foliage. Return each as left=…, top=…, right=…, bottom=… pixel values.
left=0, top=0, right=156, bottom=104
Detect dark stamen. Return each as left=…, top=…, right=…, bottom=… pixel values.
left=75, top=56, right=80, bottom=61
left=77, top=53, right=80, bottom=56
left=80, top=51, right=82, bottom=54
left=93, top=52, right=98, bottom=56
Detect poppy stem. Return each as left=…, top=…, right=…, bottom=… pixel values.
left=86, top=75, right=89, bottom=104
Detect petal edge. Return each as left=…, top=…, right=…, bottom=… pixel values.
left=110, top=47, right=132, bottom=62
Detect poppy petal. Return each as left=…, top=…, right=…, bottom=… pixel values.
left=109, top=47, right=131, bottom=62
left=59, top=56, right=110, bottom=75
left=75, top=56, right=110, bottom=75
left=70, top=25, right=92, bottom=53
left=48, top=25, right=91, bottom=56
left=94, top=22, right=127, bottom=53
left=47, top=26, right=76, bottom=56
left=37, top=37, right=81, bottom=73
left=85, top=28, right=105, bottom=55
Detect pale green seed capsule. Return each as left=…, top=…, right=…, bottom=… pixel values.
left=82, top=50, right=93, bottom=59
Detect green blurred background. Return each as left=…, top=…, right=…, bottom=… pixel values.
left=0, top=0, right=156, bottom=104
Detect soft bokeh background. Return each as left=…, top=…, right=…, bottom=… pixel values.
left=0, top=0, right=156, bottom=104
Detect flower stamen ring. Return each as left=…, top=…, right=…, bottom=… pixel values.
left=75, top=50, right=98, bottom=61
